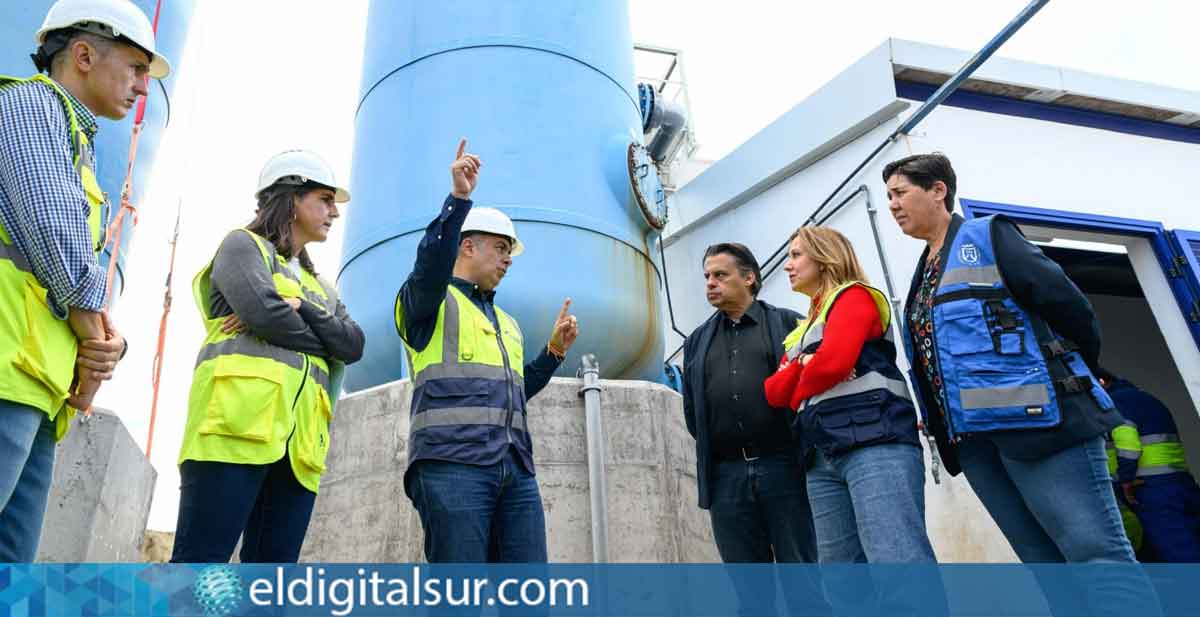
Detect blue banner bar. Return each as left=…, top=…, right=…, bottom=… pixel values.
left=1, top=563, right=1197, bottom=616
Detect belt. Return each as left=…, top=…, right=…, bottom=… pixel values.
left=714, top=442, right=793, bottom=462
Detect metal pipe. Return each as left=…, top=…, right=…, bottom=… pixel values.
left=860, top=186, right=942, bottom=484
left=579, top=354, right=609, bottom=562
left=659, top=233, right=689, bottom=342
left=894, top=0, right=1050, bottom=136
left=662, top=0, right=1049, bottom=366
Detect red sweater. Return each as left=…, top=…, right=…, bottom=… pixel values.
left=764, top=286, right=882, bottom=411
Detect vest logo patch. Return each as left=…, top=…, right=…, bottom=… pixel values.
left=960, top=244, right=981, bottom=264
left=1025, top=406, right=1044, bottom=416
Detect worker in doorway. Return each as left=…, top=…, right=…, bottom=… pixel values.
left=171, top=150, right=364, bottom=563
left=765, top=227, right=936, bottom=563
left=885, top=153, right=1136, bottom=565
left=1097, top=368, right=1200, bottom=562
left=0, top=0, right=170, bottom=562
left=680, top=242, right=817, bottom=563
left=1103, top=414, right=1146, bottom=557
left=397, top=139, right=579, bottom=563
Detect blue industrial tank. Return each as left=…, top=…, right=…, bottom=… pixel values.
left=0, top=0, right=194, bottom=304
left=340, top=1, right=666, bottom=391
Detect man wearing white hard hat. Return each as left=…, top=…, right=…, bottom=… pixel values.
left=395, top=139, right=580, bottom=562
left=0, top=0, right=169, bottom=562
left=171, top=150, right=364, bottom=563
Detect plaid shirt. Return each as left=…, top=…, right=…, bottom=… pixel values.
left=0, top=78, right=106, bottom=318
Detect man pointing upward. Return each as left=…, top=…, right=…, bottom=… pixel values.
left=395, top=139, right=579, bottom=562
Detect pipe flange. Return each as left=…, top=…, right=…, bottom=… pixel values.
left=628, top=142, right=668, bottom=230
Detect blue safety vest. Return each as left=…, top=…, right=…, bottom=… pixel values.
left=785, top=282, right=921, bottom=455
left=907, top=215, right=1115, bottom=441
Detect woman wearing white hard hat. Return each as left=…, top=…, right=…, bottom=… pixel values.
left=171, top=150, right=364, bottom=563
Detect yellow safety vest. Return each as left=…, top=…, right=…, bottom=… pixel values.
left=179, top=230, right=342, bottom=493
left=0, top=74, right=106, bottom=440
left=398, top=284, right=528, bottom=468
left=1106, top=420, right=1140, bottom=479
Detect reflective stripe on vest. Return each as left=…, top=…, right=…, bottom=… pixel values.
left=1137, top=465, right=1189, bottom=477
left=1137, top=432, right=1188, bottom=477
left=922, top=215, right=1115, bottom=438
left=806, top=370, right=912, bottom=407
left=0, top=74, right=105, bottom=440
left=180, top=229, right=341, bottom=492
left=938, top=265, right=1002, bottom=287
left=411, top=407, right=528, bottom=433
left=782, top=281, right=921, bottom=454
left=402, top=282, right=530, bottom=470
left=960, top=384, right=1050, bottom=410
left=194, top=335, right=306, bottom=371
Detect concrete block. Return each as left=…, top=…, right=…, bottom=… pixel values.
left=301, top=376, right=1014, bottom=563
left=37, top=409, right=156, bottom=562
left=302, top=377, right=716, bottom=563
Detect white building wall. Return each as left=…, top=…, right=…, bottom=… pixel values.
left=661, top=90, right=1200, bottom=562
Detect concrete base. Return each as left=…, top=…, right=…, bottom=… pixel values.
left=301, top=377, right=1016, bottom=563
left=302, top=377, right=719, bottom=562
left=37, top=409, right=157, bottom=563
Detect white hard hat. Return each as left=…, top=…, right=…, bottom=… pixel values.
left=256, top=150, right=351, bottom=203
left=37, top=0, right=171, bottom=80
left=462, top=207, right=524, bottom=256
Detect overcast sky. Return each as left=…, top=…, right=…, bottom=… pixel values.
left=89, top=0, right=1200, bottom=531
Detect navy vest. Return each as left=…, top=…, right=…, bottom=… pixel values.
left=786, top=283, right=921, bottom=455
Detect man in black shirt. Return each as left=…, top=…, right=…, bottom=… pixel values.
left=681, top=243, right=817, bottom=564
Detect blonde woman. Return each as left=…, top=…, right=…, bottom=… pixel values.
left=764, top=227, right=935, bottom=563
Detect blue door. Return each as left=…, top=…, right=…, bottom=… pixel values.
left=1165, top=230, right=1200, bottom=348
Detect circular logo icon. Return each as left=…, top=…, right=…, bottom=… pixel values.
left=193, top=565, right=244, bottom=617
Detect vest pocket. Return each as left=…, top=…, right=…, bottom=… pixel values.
left=199, top=358, right=284, bottom=442
left=13, top=279, right=75, bottom=404
left=939, top=304, right=995, bottom=356
left=415, top=380, right=496, bottom=444
left=293, top=384, right=333, bottom=474
left=810, top=391, right=888, bottom=449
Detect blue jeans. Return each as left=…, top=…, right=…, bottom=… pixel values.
left=808, top=444, right=944, bottom=616
left=0, top=400, right=56, bottom=563
left=171, top=456, right=316, bottom=563
left=408, top=447, right=547, bottom=563
left=958, top=436, right=1134, bottom=562
left=806, top=443, right=936, bottom=563
left=959, top=436, right=1160, bottom=617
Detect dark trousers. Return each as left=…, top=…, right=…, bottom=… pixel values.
left=1136, top=473, right=1200, bottom=563
left=709, top=453, right=826, bottom=616
left=171, top=456, right=316, bottom=563
left=408, top=447, right=548, bottom=563
left=709, top=453, right=818, bottom=563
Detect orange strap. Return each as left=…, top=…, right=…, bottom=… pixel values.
left=85, top=0, right=165, bottom=427
left=145, top=204, right=180, bottom=458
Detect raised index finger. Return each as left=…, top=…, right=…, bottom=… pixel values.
left=557, top=298, right=572, bottom=321
left=455, top=138, right=467, bottom=160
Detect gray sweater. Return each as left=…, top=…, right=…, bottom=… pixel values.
left=208, top=231, right=364, bottom=363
